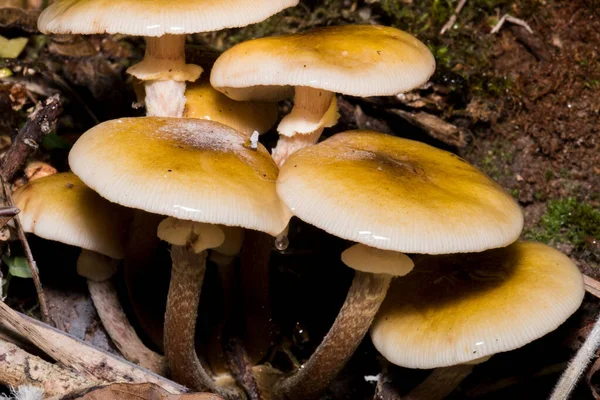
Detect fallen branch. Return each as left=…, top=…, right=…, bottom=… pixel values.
left=0, top=205, right=19, bottom=229
left=1, top=94, right=63, bottom=182
left=389, top=109, right=468, bottom=148
left=0, top=337, right=99, bottom=396
left=0, top=301, right=187, bottom=394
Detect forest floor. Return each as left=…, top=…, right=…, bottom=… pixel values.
left=0, top=0, right=599, bottom=399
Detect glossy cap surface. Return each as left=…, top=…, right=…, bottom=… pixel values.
left=13, top=172, right=128, bottom=258
left=39, top=0, right=298, bottom=36
left=184, top=81, right=278, bottom=136
left=211, top=25, right=435, bottom=100
left=69, top=117, right=291, bottom=236
left=370, top=242, right=584, bottom=368
left=277, top=130, right=523, bottom=254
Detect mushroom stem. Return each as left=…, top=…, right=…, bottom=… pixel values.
left=274, top=271, right=391, bottom=400
left=240, top=230, right=275, bottom=363
left=403, top=364, right=474, bottom=400
left=87, top=279, right=167, bottom=375
left=127, top=35, right=203, bottom=117
left=272, top=87, right=338, bottom=166
left=164, top=245, right=244, bottom=399
left=77, top=249, right=166, bottom=375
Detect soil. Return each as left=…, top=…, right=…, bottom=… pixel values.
left=0, top=0, right=599, bottom=399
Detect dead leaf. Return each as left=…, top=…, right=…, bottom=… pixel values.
left=64, top=383, right=224, bottom=400
left=0, top=7, right=40, bottom=32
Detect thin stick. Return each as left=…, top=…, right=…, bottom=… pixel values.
left=584, top=274, right=600, bottom=299
left=1, top=180, right=50, bottom=324
left=440, top=0, right=467, bottom=35
left=490, top=14, right=534, bottom=35
left=0, top=337, right=99, bottom=396
left=0, top=301, right=186, bottom=393
left=0, top=206, right=19, bottom=229
left=550, top=314, right=600, bottom=400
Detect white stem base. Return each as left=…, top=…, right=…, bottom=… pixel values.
left=271, top=129, right=323, bottom=167
left=144, top=80, right=187, bottom=117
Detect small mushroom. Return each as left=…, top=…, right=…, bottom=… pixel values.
left=38, top=0, right=298, bottom=117
left=184, top=80, right=278, bottom=136
left=211, top=25, right=435, bottom=166
left=12, top=172, right=166, bottom=374
left=371, top=241, right=584, bottom=400
left=68, top=117, right=291, bottom=396
left=274, top=130, right=523, bottom=399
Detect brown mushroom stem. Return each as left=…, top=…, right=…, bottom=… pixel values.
left=402, top=364, right=475, bottom=400
left=87, top=279, right=167, bottom=375
left=164, top=245, right=244, bottom=399
left=127, top=35, right=202, bottom=117
left=272, top=87, right=337, bottom=166
left=273, top=271, right=391, bottom=400
left=124, top=211, right=166, bottom=350
left=240, top=230, right=276, bottom=363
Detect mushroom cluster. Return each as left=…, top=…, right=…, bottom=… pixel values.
left=22, top=1, right=586, bottom=399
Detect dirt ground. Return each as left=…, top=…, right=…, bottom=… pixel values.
left=0, top=0, right=599, bottom=399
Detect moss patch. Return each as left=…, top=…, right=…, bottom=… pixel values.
left=525, top=198, right=600, bottom=252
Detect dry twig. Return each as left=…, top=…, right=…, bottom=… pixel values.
left=389, top=109, right=468, bottom=148
left=0, top=337, right=100, bottom=396
left=0, top=179, right=51, bottom=324
left=490, top=14, right=534, bottom=35
left=1, top=94, right=63, bottom=182
left=440, top=0, right=468, bottom=35
left=0, top=301, right=187, bottom=394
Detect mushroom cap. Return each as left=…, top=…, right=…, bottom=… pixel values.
left=13, top=172, right=128, bottom=259
left=69, top=117, right=291, bottom=236
left=211, top=25, right=435, bottom=101
left=277, top=130, right=523, bottom=254
left=341, top=244, right=414, bottom=277
left=183, top=80, right=278, bottom=136
left=370, top=242, right=584, bottom=369
left=39, top=0, right=298, bottom=36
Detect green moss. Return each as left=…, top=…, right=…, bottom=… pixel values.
left=525, top=198, right=600, bottom=251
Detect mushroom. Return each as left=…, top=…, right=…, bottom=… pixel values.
left=68, top=117, right=291, bottom=396
left=371, top=241, right=584, bottom=400
left=38, top=0, right=299, bottom=117
left=274, top=130, right=523, bottom=399
left=210, top=25, right=435, bottom=166
left=184, top=80, right=279, bottom=136
left=12, top=172, right=166, bottom=374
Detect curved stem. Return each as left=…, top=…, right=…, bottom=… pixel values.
left=271, top=87, right=338, bottom=167
left=274, top=271, right=392, bottom=400
left=550, top=313, right=600, bottom=400
left=87, top=278, right=167, bottom=375
left=124, top=211, right=166, bottom=350
left=403, top=364, right=474, bottom=400
left=164, top=245, right=244, bottom=399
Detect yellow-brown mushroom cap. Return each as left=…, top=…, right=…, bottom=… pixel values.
left=211, top=25, right=435, bottom=101
left=277, top=130, right=523, bottom=254
left=69, top=117, right=291, bottom=236
left=13, top=172, right=129, bottom=259
left=183, top=81, right=278, bottom=136
left=38, top=0, right=299, bottom=36
left=370, top=242, right=584, bottom=369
